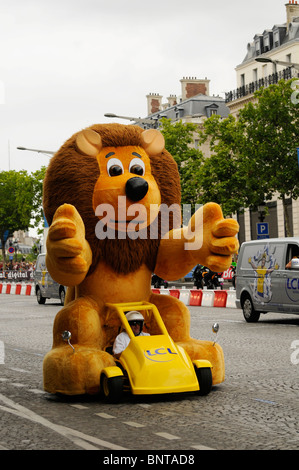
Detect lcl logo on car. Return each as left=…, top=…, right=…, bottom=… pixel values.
left=144, top=347, right=178, bottom=362
left=285, top=278, right=299, bottom=302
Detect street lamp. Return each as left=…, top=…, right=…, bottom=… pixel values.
left=257, top=204, right=266, bottom=222
left=104, top=113, right=141, bottom=122
left=255, top=57, right=299, bottom=71
left=104, top=112, right=162, bottom=128
left=17, top=146, right=55, bottom=155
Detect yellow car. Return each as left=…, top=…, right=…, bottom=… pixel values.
left=100, top=301, right=213, bottom=403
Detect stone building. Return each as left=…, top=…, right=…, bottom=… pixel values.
left=225, top=1, right=299, bottom=243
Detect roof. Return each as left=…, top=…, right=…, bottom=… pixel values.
left=145, top=94, right=229, bottom=122
left=241, top=20, right=299, bottom=64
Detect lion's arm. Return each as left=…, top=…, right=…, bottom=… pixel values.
left=154, top=203, right=239, bottom=281
left=46, top=204, right=93, bottom=287
left=154, top=228, right=196, bottom=281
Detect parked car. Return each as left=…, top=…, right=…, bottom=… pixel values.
left=236, top=238, right=299, bottom=322
left=34, top=254, right=66, bottom=305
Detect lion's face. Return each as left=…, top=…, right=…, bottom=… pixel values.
left=93, top=145, right=161, bottom=234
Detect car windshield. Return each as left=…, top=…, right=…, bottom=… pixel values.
left=107, top=302, right=169, bottom=338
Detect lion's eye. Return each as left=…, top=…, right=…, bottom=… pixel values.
left=130, top=165, right=144, bottom=176
left=129, top=158, right=145, bottom=176
left=107, top=158, right=124, bottom=177
left=109, top=165, right=123, bottom=177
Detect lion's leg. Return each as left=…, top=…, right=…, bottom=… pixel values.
left=43, top=297, right=115, bottom=395
left=149, top=293, right=225, bottom=385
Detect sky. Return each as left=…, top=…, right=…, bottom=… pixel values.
left=0, top=0, right=289, bottom=175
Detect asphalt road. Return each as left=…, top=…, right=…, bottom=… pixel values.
left=0, top=294, right=298, bottom=455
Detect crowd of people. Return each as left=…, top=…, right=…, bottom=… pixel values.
left=0, top=260, right=36, bottom=281
left=0, top=260, right=36, bottom=272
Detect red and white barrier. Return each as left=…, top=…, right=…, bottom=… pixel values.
left=0, top=283, right=34, bottom=296
left=0, top=282, right=237, bottom=307
left=151, top=287, right=237, bottom=308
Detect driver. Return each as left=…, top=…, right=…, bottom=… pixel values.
left=113, top=311, right=149, bottom=358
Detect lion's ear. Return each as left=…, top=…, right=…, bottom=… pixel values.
left=140, top=129, right=165, bottom=156
left=76, top=129, right=103, bottom=156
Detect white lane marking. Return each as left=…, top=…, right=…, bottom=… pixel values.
left=192, top=444, right=215, bottom=450
left=95, top=412, right=116, bottom=419
left=253, top=398, right=277, bottom=405
left=154, top=432, right=180, bottom=440
left=123, top=421, right=145, bottom=428
left=66, top=437, right=99, bottom=450
left=70, top=404, right=89, bottom=410
left=28, top=389, right=46, bottom=395
left=9, top=368, right=31, bottom=374
left=0, top=393, right=127, bottom=450
left=9, top=347, right=44, bottom=357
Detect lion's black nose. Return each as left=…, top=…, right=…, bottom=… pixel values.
left=125, top=177, right=149, bottom=202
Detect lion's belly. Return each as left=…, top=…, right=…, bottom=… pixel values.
left=77, top=262, right=152, bottom=305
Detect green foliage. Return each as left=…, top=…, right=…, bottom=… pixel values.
left=31, top=166, right=47, bottom=234
left=198, top=79, right=299, bottom=226
left=239, top=79, right=299, bottom=200
left=160, top=118, right=204, bottom=209
left=0, top=167, right=46, bottom=261
left=198, top=114, right=254, bottom=215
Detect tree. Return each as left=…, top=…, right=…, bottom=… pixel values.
left=0, top=168, right=46, bottom=262
left=160, top=118, right=204, bottom=210
left=238, top=79, right=299, bottom=235
left=197, top=114, right=271, bottom=216
left=31, top=166, right=47, bottom=234
left=198, top=79, right=299, bottom=231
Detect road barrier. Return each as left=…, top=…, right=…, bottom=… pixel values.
left=190, top=289, right=202, bottom=306
left=0, top=282, right=35, bottom=296
left=152, top=286, right=237, bottom=308
left=0, top=282, right=237, bottom=307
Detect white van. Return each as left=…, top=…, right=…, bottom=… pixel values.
left=236, top=238, right=299, bottom=322
left=34, top=254, right=66, bottom=305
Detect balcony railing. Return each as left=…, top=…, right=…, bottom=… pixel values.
left=225, top=67, right=298, bottom=103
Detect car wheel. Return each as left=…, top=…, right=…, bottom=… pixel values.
left=242, top=295, right=260, bottom=323
left=195, top=367, right=212, bottom=396
left=36, top=287, right=46, bottom=304
left=101, top=374, right=123, bottom=403
left=59, top=288, right=65, bottom=306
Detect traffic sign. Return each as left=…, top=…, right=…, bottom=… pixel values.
left=257, top=222, right=269, bottom=239
left=8, top=247, right=15, bottom=254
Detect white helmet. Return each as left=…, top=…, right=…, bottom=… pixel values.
left=125, top=311, right=144, bottom=323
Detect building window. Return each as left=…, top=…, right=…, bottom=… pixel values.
left=205, top=105, right=218, bottom=118
left=264, top=37, right=269, bottom=52
left=255, top=40, right=261, bottom=55
left=241, top=74, right=245, bottom=87
left=286, top=53, right=292, bottom=64
left=253, top=68, right=258, bottom=82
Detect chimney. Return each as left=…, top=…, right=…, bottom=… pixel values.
left=167, top=95, right=177, bottom=107
left=286, top=1, right=299, bottom=29
left=146, top=93, right=163, bottom=115
left=180, top=77, right=210, bottom=100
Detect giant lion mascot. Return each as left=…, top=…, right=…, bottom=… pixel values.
left=42, top=123, right=239, bottom=395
